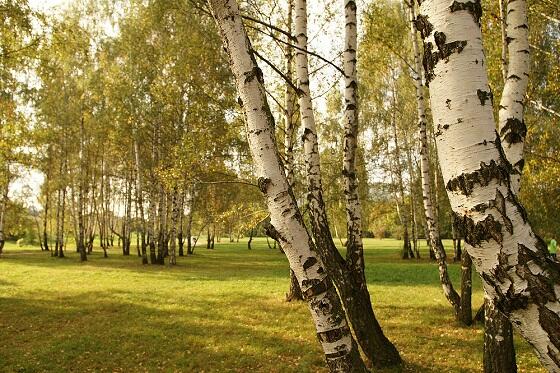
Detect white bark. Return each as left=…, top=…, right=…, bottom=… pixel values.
left=206, top=1, right=365, bottom=370
left=285, top=0, right=296, bottom=188
left=408, top=0, right=460, bottom=311
left=498, top=0, right=530, bottom=194
left=418, top=1, right=560, bottom=371
left=342, top=0, right=364, bottom=272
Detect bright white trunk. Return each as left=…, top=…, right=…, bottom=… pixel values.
left=498, top=0, right=530, bottom=194
left=408, top=0, right=460, bottom=308
left=418, top=0, right=560, bottom=370
left=342, top=0, right=364, bottom=271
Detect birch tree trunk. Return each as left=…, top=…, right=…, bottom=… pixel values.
left=0, top=180, right=8, bottom=255
left=43, top=170, right=50, bottom=252
left=293, top=0, right=401, bottom=367
left=498, top=0, right=530, bottom=194
left=342, top=0, right=365, bottom=275
left=207, top=1, right=367, bottom=370
left=417, top=1, right=560, bottom=370
left=133, top=135, right=148, bottom=264
left=284, top=0, right=303, bottom=302
left=78, top=117, right=87, bottom=262
left=168, top=187, right=179, bottom=265
left=408, top=0, right=466, bottom=317
left=484, top=0, right=531, bottom=368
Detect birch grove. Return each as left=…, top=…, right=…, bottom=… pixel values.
left=417, top=0, right=560, bottom=370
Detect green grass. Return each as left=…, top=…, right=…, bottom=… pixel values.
left=0, top=238, right=545, bottom=372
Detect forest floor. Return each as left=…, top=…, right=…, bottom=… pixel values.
left=0, top=238, right=545, bottom=373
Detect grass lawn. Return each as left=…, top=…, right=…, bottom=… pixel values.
left=0, top=238, right=545, bottom=372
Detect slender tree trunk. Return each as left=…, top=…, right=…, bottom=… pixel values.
left=459, top=250, right=473, bottom=325
left=247, top=228, right=253, bottom=250
left=43, top=170, right=50, bottom=251
left=283, top=0, right=304, bottom=303
left=0, top=181, right=8, bottom=255
left=498, top=0, right=529, bottom=194
left=389, top=88, right=412, bottom=259
left=178, top=191, right=184, bottom=257
left=133, top=137, right=148, bottom=264
left=168, top=187, right=179, bottom=265
left=417, top=2, right=560, bottom=370
left=207, top=1, right=368, bottom=370
left=293, top=0, right=401, bottom=367
left=58, top=171, right=66, bottom=259
left=78, top=117, right=87, bottom=262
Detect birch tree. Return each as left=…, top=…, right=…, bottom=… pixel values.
left=206, top=0, right=367, bottom=370
left=293, top=0, right=401, bottom=367
left=417, top=0, right=560, bottom=371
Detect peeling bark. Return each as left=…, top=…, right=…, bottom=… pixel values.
left=419, top=0, right=560, bottom=370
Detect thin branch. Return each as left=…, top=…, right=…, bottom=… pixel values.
left=242, top=14, right=294, bottom=41
left=194, top=179, right=259, bottom=188
left=528, top=99, right=560, bottom=118
left=246, top=24, right=345, bottom=75
left=253, top=49, right=302, bottom=96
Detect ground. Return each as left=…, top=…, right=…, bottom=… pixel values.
left=0, top=238, right=545, bottom=372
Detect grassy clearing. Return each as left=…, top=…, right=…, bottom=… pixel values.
left=0, top=238, right=544, bottom=372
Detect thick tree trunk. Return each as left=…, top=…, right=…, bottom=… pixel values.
left=207, top=1, right=367, bottom=370
left=418, top=2, right=560, bottom=370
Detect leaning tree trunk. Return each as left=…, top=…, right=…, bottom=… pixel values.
left=207, top=1, right=367, bottom=370
left=417, top=1, right=560, bottom=370
left=283, top=0, right=304, bottom=303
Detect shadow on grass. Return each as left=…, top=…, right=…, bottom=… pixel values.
left=0, top=290, right=328, bottom=372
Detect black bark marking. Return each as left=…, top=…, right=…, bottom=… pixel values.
left=414, top=14, right=433, bottom=39
left=493, top=189, right=513, bottom=234
left=500, top=117, right=527, bottom=145
left=317, top=325, right=351, bottom=343
left=302, top=277, right=332, bottom=299
left=263, top=220, right=286, bottom=243
left=237, top=96, right=243, bottom=107
left=243, top=66, right=264, bottom=84
left=477, top=89, right=493, bottom=106
left=454, top=213, right=503, bottom=246
left=423, top=32, right=467, bottom=84
left=446, top=160, right=510, bottom=196
left=303, top=256, right=318, bottom=270
left=450, top=1, right=482, bottom=24
left=257, top=177, right=271, bottom=193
